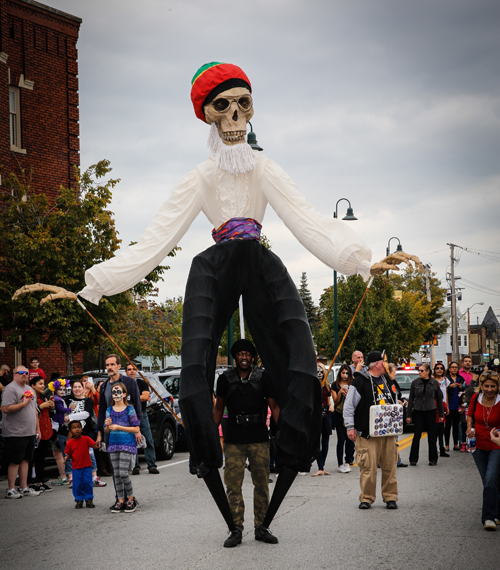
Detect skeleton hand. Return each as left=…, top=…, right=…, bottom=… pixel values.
left=12, top=283, right=78, bottom=305
left=370, top=252, right=424, bottom=276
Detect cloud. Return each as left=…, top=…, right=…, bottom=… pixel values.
left=45, top=0, right=500, bottom=318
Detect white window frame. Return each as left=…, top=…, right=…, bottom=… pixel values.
left=9, top=86, right=26, bottom=154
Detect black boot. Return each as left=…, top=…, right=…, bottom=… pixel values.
left=224, top=529, right=242, bottom=548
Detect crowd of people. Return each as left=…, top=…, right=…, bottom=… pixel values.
left=309, top=350, right=500, bottom=531
left=1, top=350, right=499, bottom=534
left=0, top=354, right=159, bottom=513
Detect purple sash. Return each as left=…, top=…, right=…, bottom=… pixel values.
left=212, top=217, right=262, bottom=243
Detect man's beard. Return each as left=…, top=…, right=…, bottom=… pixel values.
left=208, top=123, right=258, bottom=176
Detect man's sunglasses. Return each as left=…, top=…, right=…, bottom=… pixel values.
left=16, top=371, right=29, bottom=375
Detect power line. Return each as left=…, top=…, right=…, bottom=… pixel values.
left=460, top=278, right=500, bottom=295
left=455, top=245, right=500, bottom=263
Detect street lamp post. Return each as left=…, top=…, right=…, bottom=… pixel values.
left=466, top=302, right=484, bottom=363
left=332, top=199, right=357, bottom=363
left=386, top=237, right=403, bottom=278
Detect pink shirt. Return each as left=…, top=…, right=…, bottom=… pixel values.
left=459, top=368, right=472, bottom=386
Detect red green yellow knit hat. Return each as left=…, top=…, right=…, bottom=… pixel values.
left=191, top=62, right=252, bottom=123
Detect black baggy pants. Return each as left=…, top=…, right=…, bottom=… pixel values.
left=409, top=409, right=438, bottom=464
left=179, top=240, right=321, bottom=477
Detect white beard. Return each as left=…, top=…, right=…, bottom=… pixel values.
left=207, top=123, right=258, bottom=175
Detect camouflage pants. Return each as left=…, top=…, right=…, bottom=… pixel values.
left=224, top=441, right=270, bottom=531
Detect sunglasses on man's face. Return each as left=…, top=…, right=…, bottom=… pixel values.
left=16, top=371, right=29, bottom=375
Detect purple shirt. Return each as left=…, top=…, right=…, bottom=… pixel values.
left=106, top=405, right=140, bottom=454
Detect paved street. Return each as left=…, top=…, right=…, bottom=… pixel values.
left=1, top=434, right=498, bottom=570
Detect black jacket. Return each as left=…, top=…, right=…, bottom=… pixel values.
left=407, top=377, right=444, bottom=417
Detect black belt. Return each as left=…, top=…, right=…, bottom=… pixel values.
left=233, top=413, right=264, bottom=425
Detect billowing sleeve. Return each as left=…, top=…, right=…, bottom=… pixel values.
left=79, top=170, right=202, bottom=304
left=261, top=159, right=372, bottom=279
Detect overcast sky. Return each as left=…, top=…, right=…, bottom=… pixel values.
left=48, top=0, right=500, bottom=326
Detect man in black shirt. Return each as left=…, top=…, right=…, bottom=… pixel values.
left=126, top=364, right=159, bottom=475
left=214, top=339, right=280, bottom=548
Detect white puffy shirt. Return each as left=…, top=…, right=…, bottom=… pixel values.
left=79, top=153, right=373, bottom=305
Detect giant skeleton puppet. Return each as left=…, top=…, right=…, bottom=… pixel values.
left=79, top=62, right=421, bottom=533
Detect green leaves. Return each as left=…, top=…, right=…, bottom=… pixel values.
left=315, top=271, right=443, bottom=362
left=1, top=160, right=172, bottom=372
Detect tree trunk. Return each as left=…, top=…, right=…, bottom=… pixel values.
left=65, top=343, right=74, bottom=375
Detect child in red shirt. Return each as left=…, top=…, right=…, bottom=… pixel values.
left=64, top=420, right=98, bottom=509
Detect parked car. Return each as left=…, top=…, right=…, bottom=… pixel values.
left=395, top=368, right=419, bottom=401
left=139, top=373, right=178, bottom=460
left=395, top=368, right=419, bottom=430
left=157, top=369, right=184, bottom=443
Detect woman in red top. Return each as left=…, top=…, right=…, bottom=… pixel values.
left=466, top=371, right=500, bottom=531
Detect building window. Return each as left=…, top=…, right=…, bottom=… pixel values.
left=464, top=335, right=467, bottom=347
left=9, top=86, right=24, bottom=153
left=458, top=336, right=462, bottom=347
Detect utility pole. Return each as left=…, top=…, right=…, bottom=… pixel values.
left=447, top=243, right=460, bottom=362
left=424, top=264, right=435, bottom=368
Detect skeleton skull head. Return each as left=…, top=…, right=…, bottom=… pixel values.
left=204, top=87, right=254, bottom=145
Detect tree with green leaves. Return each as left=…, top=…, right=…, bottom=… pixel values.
left=315, top=274, right=431, bottom=362
left=0, top=160, right=171, bottom=374
left=298, top=272, right=318, bottom=338
left=113, top=296, right=182, bottom=367
left=389, top=268, right=448, bottom=342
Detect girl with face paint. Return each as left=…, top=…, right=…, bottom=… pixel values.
left=105, top=383, right=141, bottom=513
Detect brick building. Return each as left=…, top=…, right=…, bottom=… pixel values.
left=0, top=0, right=82, bottom=375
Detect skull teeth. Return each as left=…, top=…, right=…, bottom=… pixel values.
left=222, top=131, right=246, bottom=141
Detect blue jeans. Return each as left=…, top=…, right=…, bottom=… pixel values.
left=472, top=448, right=500, bottom=523
left=135, top=413, right=157, bottom=470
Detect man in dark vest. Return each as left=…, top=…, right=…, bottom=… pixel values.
left=213, top=339, right=280, bottom=548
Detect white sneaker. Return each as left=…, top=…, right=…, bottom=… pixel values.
left=342, top=463, right=352, bottom=472
left=495, top=518, right=500, bottom=525
left=484, top=520, right=496, bottom=531
left=19, top=486, right=40, bottom=497
left=5, top=488, right=22, bottom=499
left=337, top=464, right=348, bottom=473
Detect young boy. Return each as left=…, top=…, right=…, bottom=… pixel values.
left=64, top=420, right=98, bottom=509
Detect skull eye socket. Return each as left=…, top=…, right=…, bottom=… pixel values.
left=213, top=98, right=230, bottom=112
left=238, top=96, right=252, bottom=110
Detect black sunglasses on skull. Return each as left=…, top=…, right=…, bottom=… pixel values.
left=211, top=94, right=253, bottom=113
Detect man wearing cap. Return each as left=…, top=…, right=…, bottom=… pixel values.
left=343, top=350, right=399, bottom=510
left=213, top=339, right=280, bottom=547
